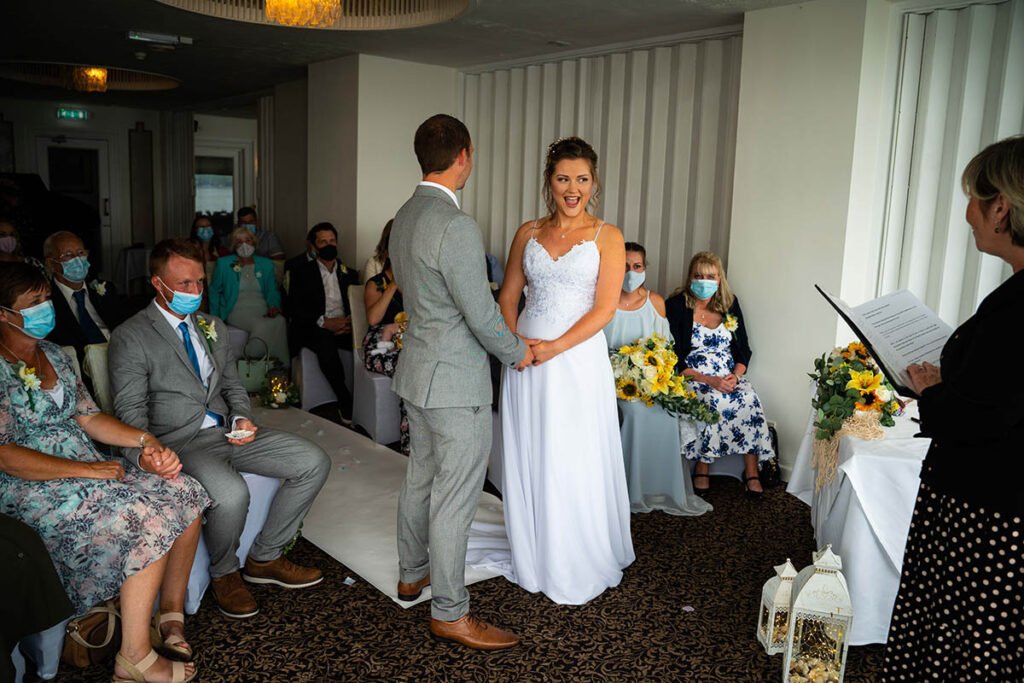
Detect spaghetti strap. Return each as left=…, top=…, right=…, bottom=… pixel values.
left=593, top=221, right=606, bottom=240
left=531, top=219, right=541, bottom=236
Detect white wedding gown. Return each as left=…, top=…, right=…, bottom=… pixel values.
left=497, top=233, right=635, bottom=604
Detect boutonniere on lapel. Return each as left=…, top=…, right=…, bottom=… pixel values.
left=339, top=263, right=348, bottom=274
left=90, top=281, right=107, bottom=296
left=15, top=361, right=41, bottom=410
left=232, top=260, right=242, bottom=273
left=197, top=317, right=218, bottom=345
left=723, top=314, right=739, bottom=338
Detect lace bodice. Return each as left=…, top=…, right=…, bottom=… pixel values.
left=519, top=237, right=600, bottom=337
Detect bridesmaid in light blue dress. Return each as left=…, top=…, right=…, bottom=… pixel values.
left=603, top=243, right=711, bottom=516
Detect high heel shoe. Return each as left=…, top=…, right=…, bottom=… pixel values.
left=692, top=472, right=711, bottom=494
left=743, top=474, right=764, bottom=499
left=112, top=650, right=197, bottom=683
left=150, top=611, right=193, bottom=662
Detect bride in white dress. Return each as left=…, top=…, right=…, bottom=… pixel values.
left=497, top=137, right=635, bottom=605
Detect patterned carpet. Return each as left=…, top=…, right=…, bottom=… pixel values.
left=50, top=478, right=884, bottom=682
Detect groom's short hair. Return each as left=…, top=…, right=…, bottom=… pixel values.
left=150, top=238, right=203, bottom=276
left=414, top=114, right=471, bottom=176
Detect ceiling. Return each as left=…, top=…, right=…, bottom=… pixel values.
left=0, top=0, right=803, bottom=113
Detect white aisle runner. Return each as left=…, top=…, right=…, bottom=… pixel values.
left=252, top=406, right=511, bottom=607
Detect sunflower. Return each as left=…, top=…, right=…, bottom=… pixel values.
left=846, top=369, right=882, bottom=395
left=616, top=378, right=640, bottom=401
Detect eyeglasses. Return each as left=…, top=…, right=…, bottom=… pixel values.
left=54, top=249, right=89, bottom=262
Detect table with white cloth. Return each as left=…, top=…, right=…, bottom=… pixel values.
left=786, top=403, right=930, bottom=645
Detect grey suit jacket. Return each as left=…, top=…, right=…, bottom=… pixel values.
left=390, top=184, right=524, bottom=409
left=108, top=301, right=251, bottom=466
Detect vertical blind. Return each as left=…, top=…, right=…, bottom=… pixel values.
left=160, top=110, right=196, bottom=240
left=459, top=36, right=742, bottom=296
left=880, top=0, right=1023, bottom=326
left=257, top=94, right=275, bottom=224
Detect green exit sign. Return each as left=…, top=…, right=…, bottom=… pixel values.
left=56, top=107, right=89, bottom=121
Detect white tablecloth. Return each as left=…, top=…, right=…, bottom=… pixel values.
left=786, top=404, right=930, bottom=645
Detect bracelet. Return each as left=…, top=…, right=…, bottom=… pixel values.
left=138, top=432, right=152, bottom=449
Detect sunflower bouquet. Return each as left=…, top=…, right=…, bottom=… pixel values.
left=808, top=341, right=905, bottom=441
left=610, top=333, right=719, bottom=424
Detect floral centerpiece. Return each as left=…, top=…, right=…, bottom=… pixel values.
left=610, top=333, right=719, bottom=424
left=807, top=341, right=904, bottom=488
left=259, top=369, right=299, bottom=409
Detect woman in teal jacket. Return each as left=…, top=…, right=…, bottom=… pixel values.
left=209, top=227, right=289, bottom=367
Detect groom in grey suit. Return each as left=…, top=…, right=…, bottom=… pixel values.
left=391, top=114, right=532, bottom=650
left=108, top=239, right=331, bottom=619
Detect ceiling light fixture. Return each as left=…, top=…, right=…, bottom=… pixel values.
left=0, top=62, right=180, bottom=93
left=155, top=0, right=469, bottom=30
left=127, top=30, right=194, bottom=47
left=71, top=66, right=108, bottom=93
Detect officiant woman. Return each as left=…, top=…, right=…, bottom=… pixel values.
left=880, top=135, right=1024, bottom=681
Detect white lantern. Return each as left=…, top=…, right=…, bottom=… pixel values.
left=782, top=545, right=852, bottom=683
left=757, top=558, right=798, bottom=655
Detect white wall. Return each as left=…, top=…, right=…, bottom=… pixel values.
left=0, top=96, right=163, bottom=278
left=356, top=55, right=457, bottom=271
left=307, top=55, right=360, bottom=265
left=729, top=0, right=897, bottom=476
left=194, top=113, right=257, bottom=219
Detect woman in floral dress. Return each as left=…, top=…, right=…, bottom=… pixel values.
left=665, top=251, right=774, bottom=497
left=0, top=262, right=208, bottom=682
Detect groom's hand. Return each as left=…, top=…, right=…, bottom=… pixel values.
left=516, top=337, right=538, bottom=370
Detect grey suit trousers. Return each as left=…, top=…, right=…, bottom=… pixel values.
left=397, top=403, right=491, bottom=621
left=177, top=426, right=331, bottom=578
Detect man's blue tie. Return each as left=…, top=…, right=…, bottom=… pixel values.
left=178, top=321, right=223, bottom=426
left=72, top=289, right=106, bottom=345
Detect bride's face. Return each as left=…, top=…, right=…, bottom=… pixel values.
left=550, top=158, right=594, bottom=218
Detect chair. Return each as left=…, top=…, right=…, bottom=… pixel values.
left=17, top=621, right=68, bottom=681
left=680, top=417, right=757, bottom=483
left=292, top=347, right=353, bottom=411
left=82, top=343, right=112, bottom=414
left=226, top=324, right=249, bottom=361
left=347, top=285, right=402, bottom=444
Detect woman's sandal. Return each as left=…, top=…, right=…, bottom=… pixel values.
left=112, top=650, right=197, bottom=683
left=743, top=474, right=764, bottom=499
left=150, top=612, right=193, bottom=662
left=692, top=472, right=711, bottom=493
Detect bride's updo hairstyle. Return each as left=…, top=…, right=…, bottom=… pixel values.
left=542, top=137, right=601, bottom=217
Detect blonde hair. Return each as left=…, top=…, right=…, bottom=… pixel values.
left=962, top=134, right=1024, bottom=247
left=681, top=251, right=735, bottom=313
left=230, top=227, right=255, bottom=250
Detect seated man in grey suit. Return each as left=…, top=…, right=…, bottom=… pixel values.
left=108, top=238, right=331, bottom=619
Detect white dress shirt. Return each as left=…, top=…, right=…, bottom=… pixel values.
left=318, top=259, right=346, bottom=320
left=154, top=301, right=220, bottom=429
left=54, top=279, right=110, bottom=340
left=418, top=180, right=460, bottom=209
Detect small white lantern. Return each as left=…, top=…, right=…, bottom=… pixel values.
left=757, top=558, right=798, bottom=654
left=783, top=545, right=852, bottom=683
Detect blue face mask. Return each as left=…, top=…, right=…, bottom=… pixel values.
left=60, top=256, right=90, bottom=283
left=157, top=277, right=203, bottom=316
left=196, top=227, right=214, bottom=242
left=3, top=300, right=56, bottom=339
left=690, top=279, right=719, bottom=300
left=241, top=223, right=257, bottom=235
left=623, top=270, right=646, bottom=293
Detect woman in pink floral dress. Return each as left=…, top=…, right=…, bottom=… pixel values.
left=0, top=262, right=208, bottom=682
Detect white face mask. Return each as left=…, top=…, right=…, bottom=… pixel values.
left=236, top=243, right=256, bottom=258
left=623, top=270, right=646, bottom=292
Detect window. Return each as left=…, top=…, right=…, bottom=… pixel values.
left=194, top=155, right=235, bottom=216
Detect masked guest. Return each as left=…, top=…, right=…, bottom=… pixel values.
left=236, top=207, right=284, bottom=259
left=0, top=217, right=45, bottom=271
left=287, top=222, right=360, bottom=424
left=209, top=228, right=289, bottom=368
left=190, top=215, right=227, bottom=272
left=42, top=231, right=122, bottom=364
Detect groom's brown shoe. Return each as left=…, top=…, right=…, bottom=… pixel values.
left=397, top=574, right=431, bottom=602
left=430, top=614, right=520, bottom=650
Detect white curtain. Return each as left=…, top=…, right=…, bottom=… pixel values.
left=880, top=0, right=1024, bottom=326
left=459, top=36, right=742, bottom=295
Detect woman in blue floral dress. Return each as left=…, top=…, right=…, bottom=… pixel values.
left=665, top=251, right=774, bottom=497
left=0, top=262, right=208, bottom=682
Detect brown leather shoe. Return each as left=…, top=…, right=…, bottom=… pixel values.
left=430, top=614, right=520, bottom=650
left=211, top=571, right=259, bottom=619
left=242, top=555, right=324, bottom=589
left=397, top=574, right=431, bottom=602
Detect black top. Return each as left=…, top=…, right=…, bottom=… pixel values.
left=664, top=293, right=752, bottom=369
left=367, top=271, right=404, bottom=325
left=917, top=268, right=1024, bottom=514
